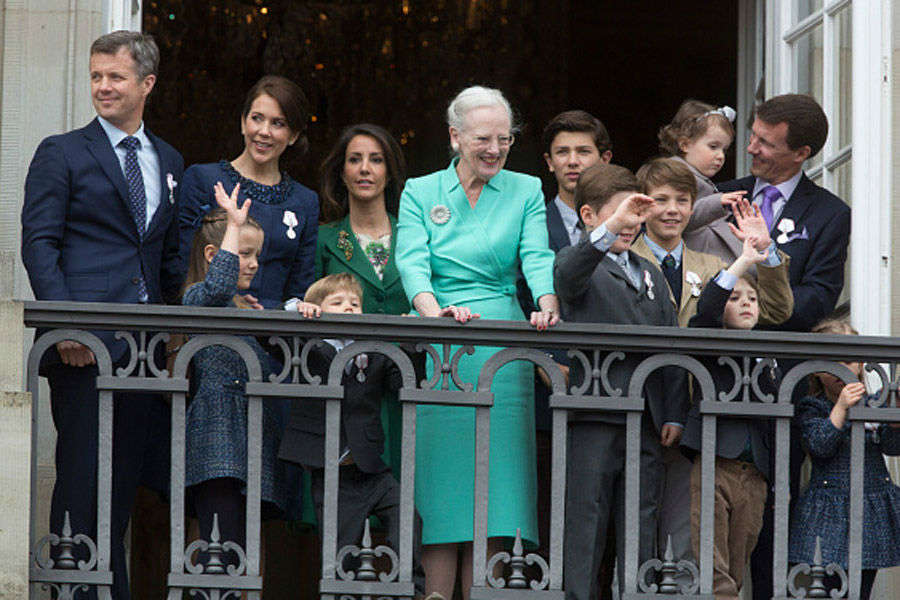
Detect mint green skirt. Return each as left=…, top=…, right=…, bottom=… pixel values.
left=414, top=294, right=538, bottom=545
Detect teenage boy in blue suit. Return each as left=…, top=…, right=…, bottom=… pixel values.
left=21, top=31, right=183, bottom=600
left=518, top=110, right=613, bottom=568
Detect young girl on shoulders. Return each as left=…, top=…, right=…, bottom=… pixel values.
left=788, top=319, right=900, bottom=600
left=181, top=182, right=290, bottom=569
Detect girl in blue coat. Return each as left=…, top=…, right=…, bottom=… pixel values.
left=181, top=183, right=289, bottom=569
left=788, top=319, right=900, bottom=599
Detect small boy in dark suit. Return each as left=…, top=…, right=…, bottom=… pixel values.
left=681, top=235, right=778, bottom=600
left=278, top=272, right=425, bottom=593
left=553, top=163, right=688, bottom=600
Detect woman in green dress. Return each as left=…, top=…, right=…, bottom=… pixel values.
left=316, top=123, right=409, bottom=473
left=395, top=86, right=560, bottom=600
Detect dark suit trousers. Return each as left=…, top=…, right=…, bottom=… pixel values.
left=48, top=364, right=170, bottom=600
left=564, top=418, right=663, bottom=600
left=310, top=465, right=425, bottom=594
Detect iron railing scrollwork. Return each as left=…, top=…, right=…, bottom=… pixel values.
left=22, top=301, right=900, bottom=599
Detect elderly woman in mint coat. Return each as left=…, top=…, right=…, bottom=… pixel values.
left=395, top=86, right=560, bottom=600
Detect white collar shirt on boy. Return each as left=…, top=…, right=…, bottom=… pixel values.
left=553, top=195, right=583, bottom=247
left=751, top=169, right=803, bottom=224
left=589, top=223, right=640, bottom=288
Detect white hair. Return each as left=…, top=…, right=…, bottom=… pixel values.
left=446, top=86, right=514, bottom=131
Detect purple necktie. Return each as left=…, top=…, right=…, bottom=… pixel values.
left=759, top=185, right=781, bottom=231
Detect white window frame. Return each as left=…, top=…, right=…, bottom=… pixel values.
left=763, top=0, right=892, bottom=335
left=103, top=0, right=142, bottom=32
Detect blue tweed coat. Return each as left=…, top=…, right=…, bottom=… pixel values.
left=182, top=250, right=289, bottom=514
left=789, top=395, right=900, bottom=568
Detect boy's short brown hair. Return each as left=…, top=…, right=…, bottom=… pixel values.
left=304, top=273, right=364, bottom=306
left=574, top=163, right=639, bottom=215
left=635, top=157, right=699, bottom=204
left=542, top=110, right=612, bottom=155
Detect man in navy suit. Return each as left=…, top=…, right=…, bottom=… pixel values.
left=704, top=94, right=850, bottom=599
left=21, top=31, right=184, bottom=599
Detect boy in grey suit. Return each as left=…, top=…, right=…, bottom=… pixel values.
left=554, top=163, right=688, bottom=600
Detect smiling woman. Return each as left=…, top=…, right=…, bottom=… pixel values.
left=174, top=76, right=320, bottom=570
left=177, top=75, right=319, bottom=309
left=394, top=85, right=560, bottom=600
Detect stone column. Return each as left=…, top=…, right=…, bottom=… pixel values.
left=0, top=250, right=29, bottom=595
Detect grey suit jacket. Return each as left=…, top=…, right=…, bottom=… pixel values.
left=554, top=238, right=689, bottom=431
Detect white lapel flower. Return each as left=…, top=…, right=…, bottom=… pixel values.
left=283, top=210, right=298, bottom=239
left=643, top=270, right=655, bottom=300
left=685, top=270, right=702, bottom=297
left=430, top=204, right=451, bottom=225
left=166, top=173, right=177, bottom=204
left=775, top=218, right=795, bottom=245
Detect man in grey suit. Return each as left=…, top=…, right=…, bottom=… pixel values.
left=555, top=163, right=688, bottom=600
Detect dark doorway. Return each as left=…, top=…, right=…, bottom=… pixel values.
left=144, top=0, right=737, bottom=203
left=136, top=1, right=737, bottom=598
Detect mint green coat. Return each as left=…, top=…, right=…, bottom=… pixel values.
left=395, top=160, right=555, bottom=545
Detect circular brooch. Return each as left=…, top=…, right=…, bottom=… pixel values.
left=430, top=204, right=451, bottom=225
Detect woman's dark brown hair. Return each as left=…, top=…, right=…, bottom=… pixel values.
left=319, top=124, right=406, bottom=223
left=242, top=75, right=310, bottom=156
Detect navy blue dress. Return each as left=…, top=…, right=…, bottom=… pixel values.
left=182, top=250, right=289, bottom=514
left=789, top=395, right=900, bottom=569
left=178, top=161, right=319, bottom=307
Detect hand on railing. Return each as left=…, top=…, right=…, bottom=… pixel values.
left=437, top=304, right=480, bottom=323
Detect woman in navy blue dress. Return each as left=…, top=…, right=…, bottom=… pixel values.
left=178, top=75, right=318, bottom=308
left=788, top=319, right=900, bottom=600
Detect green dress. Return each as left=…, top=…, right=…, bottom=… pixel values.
left=395, top=160, right=555, bottom=545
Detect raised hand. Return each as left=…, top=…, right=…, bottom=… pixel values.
left=606, top=193, right=656, bottom=234
left=213, top=182, right=250, bottom=228
left=728, top=198, right=771, bottom=251
left=739, top=235, right=769, bottom=265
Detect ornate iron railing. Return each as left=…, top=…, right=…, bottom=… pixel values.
left=23, top=300, right=900, bottom=600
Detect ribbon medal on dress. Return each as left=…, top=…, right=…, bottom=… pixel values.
left=283, top=210, right=298, bottom=239
left=685, top=270, right=702, bottom=297
left=166, top=173, right=177, bottom=204
left=775, top=218, right=795, bottom=245
left=644, top=270, right=655, bottom=300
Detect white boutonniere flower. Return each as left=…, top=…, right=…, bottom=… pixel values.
left=775, top=218, right=795, bottom=245
left=283, top=210, right=298, bottom=239
left=430, top=205, right=451, bottom=225
left=644, top=270, right=655, bottom=300
left=166, top=173, right=177, bottom=204
left=685, top=270, right=702, bottom=297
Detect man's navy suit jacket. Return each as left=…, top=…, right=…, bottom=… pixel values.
left=718, top=174, right=850, bottom=332
left=22, top=117, right=185, bottom=366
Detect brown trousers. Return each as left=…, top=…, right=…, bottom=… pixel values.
left=690, top=457, right=767, bottom=600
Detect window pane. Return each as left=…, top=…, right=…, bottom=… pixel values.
left=835, top=8, right=852, bottom=149
left=834, top=160, right=851, bottom=306
left=794, top=25, right=824, bottom=169
left=796, top=0, right=824, bottom=23
left=833, top=158, right=852, bottom=206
